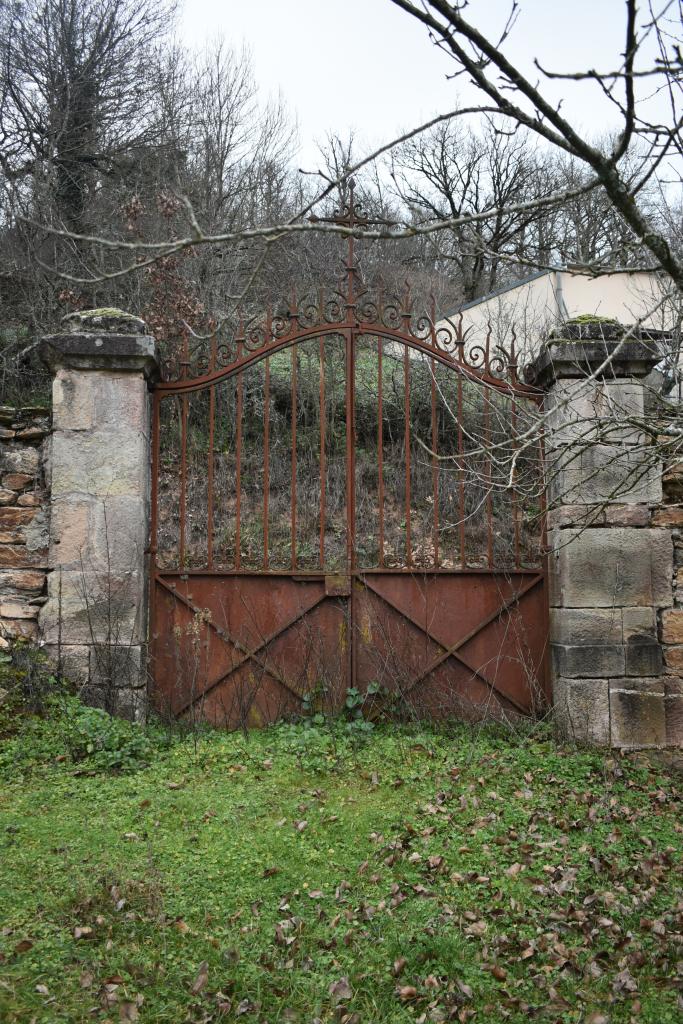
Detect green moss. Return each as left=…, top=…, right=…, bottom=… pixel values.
left=564, top=314, right=623, bottom=325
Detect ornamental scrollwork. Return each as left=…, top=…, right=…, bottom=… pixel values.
left=160, top=274, right=530, bottom=393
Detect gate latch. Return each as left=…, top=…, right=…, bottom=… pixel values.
left=325, top=574, right=351, bottom=597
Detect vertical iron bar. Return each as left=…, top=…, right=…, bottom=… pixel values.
left=484, top=386, right=494, bottom=569
left=263, top=357, right=270, bottom=570
left=319, top=336, right=326, bottom=569
left=431, top=358, right=439, bottom=568
left=404, top=346, right=412, bottom=568
left=538, top=396, right=551, bottom=704
left=347, top=329, right=356, bottom=570
left=148, top=391, right=161, bottom=689
left=235, top=344, right=243, bottom=570
left=291, top=344, right=297, bottom=570
left=346, top=327, right=357, bottom=695
left=511, top=395, right=521, bottom=570
left=179, top=393, right=188, bottom=567
left=149, top=392, right=160, bottom=563
left=378, top=336, right=384, bottom=568
left=457, top=373, right=466, bottom=570
left=207, top=384, right=215, bottom=569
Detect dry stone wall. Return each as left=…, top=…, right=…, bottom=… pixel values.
left=0, top=405, right=50, bottom=647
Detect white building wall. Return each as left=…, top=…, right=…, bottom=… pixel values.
left=436, top=270, right=673, bottom=365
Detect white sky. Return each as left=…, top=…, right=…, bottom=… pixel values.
left=180, top=0, right=668, bottom=167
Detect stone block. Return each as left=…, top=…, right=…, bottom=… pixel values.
left=80, top=682, right=147, bottom=722
left=625, top=636, right=663, bottom=676
left=1, top=446, right=40, bottom=477
left=547, top=505, right=604, bottom=529
left=609, top=676, right=665, bottom=694
left=551, top=527, right=673, bottom=608
left=548, top=444, right=661, bottom=506
left=664, top=645, right=683, bottom=672
left=52, top=368, right=95, bottom=431
left=662, top=610, right=683, bottom=643
left=545, top=379, right=646, bottom=446
left=0, top=507, right=36, bottom=528
left=0, top=600, right=38, bottom=619
left=665, top=696, right=683, bottom=746
left=663, top=465, right=683, bottom=501
left=90, top=495, right=146, bottom=571
left=604, top=505, right=650, bottom=527
left=17, top=493, right=41, bottom=507
left=0, top=528, right=25, bottom=545
left=0, top=543, right=46, bottom=568
left=51, top=429, right=148, bottom=498
left=550, top=607, right=622, bottom=644
left=610, top=688, right=666, bottom=747
left=50, top=495, right=145, bottom=572
left=92, top=373, right=149, bottom=435
left=25, top=507, right=49, bottom=556
left=0, top=617, right=38, bottom=639
left=0, top=569, right=46, bottom=595
left=48, top=499, right=89, bottom=569
left=16, top=427, right=45, bottom=441
left=86, top=644, right=147, bottom=717
left=622, top=606, right=656, bottom=639
left=553, top=677, right=610, bottom=745
left=553, top=643, right=625, bottom=677
left=3, top=472, right=33, bottom=490
left=40, top=568, right=144, bottom=645
left=0, top=488, right=15, bottom=505
left=43, top=643, right=91, bottom=686
left=652, top=505, right=683, bottom=527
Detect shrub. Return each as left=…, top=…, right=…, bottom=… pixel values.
left=61, top=700, right=162, bottom=773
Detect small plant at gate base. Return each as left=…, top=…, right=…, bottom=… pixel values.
left=61, top=701, right=159, bottom=773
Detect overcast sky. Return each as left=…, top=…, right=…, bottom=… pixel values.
left=179, top=0, right=666, bottom=167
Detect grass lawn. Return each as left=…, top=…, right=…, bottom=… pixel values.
left=0, top=702, right=682, bottom=1023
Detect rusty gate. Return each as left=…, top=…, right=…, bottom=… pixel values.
left=149, top=186, right=548, bottom=728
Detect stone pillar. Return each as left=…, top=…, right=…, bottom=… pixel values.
left=528, top=326, right=679, bottom=748
left=39, top=310, right=158, bottom=719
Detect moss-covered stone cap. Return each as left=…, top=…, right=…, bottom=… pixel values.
left=62, top=308, right=147, bottom=335
left=526, top=338, right=660, bottom=388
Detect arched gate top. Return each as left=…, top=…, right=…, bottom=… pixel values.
left=154, top=180, right=540, bottom=401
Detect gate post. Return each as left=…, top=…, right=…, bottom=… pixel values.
left=39, top=310, right=159, bottom=719
left=528, top=324, right=677, bottom=747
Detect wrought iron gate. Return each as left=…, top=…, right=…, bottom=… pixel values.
left=149, top=186, right=548, bottom=728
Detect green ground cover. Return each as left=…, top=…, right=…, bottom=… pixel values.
left=0, top=699, right=681, bottom=1023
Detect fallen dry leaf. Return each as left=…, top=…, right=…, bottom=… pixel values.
left=328, top=976, right=353, bottom=1004
left=190, top=960, right=209, bottom=996
left=391, top=957, right=407, bottom=977
left=397, top=985, right=418, bottom=1001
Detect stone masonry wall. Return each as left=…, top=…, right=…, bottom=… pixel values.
left=0, top=405, right=50, bottom=647
left=654, top=442, right=683, bottom=713
left=39, top=312, right=158, bottom=719
left=533, top=334, right=682, bottom=749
